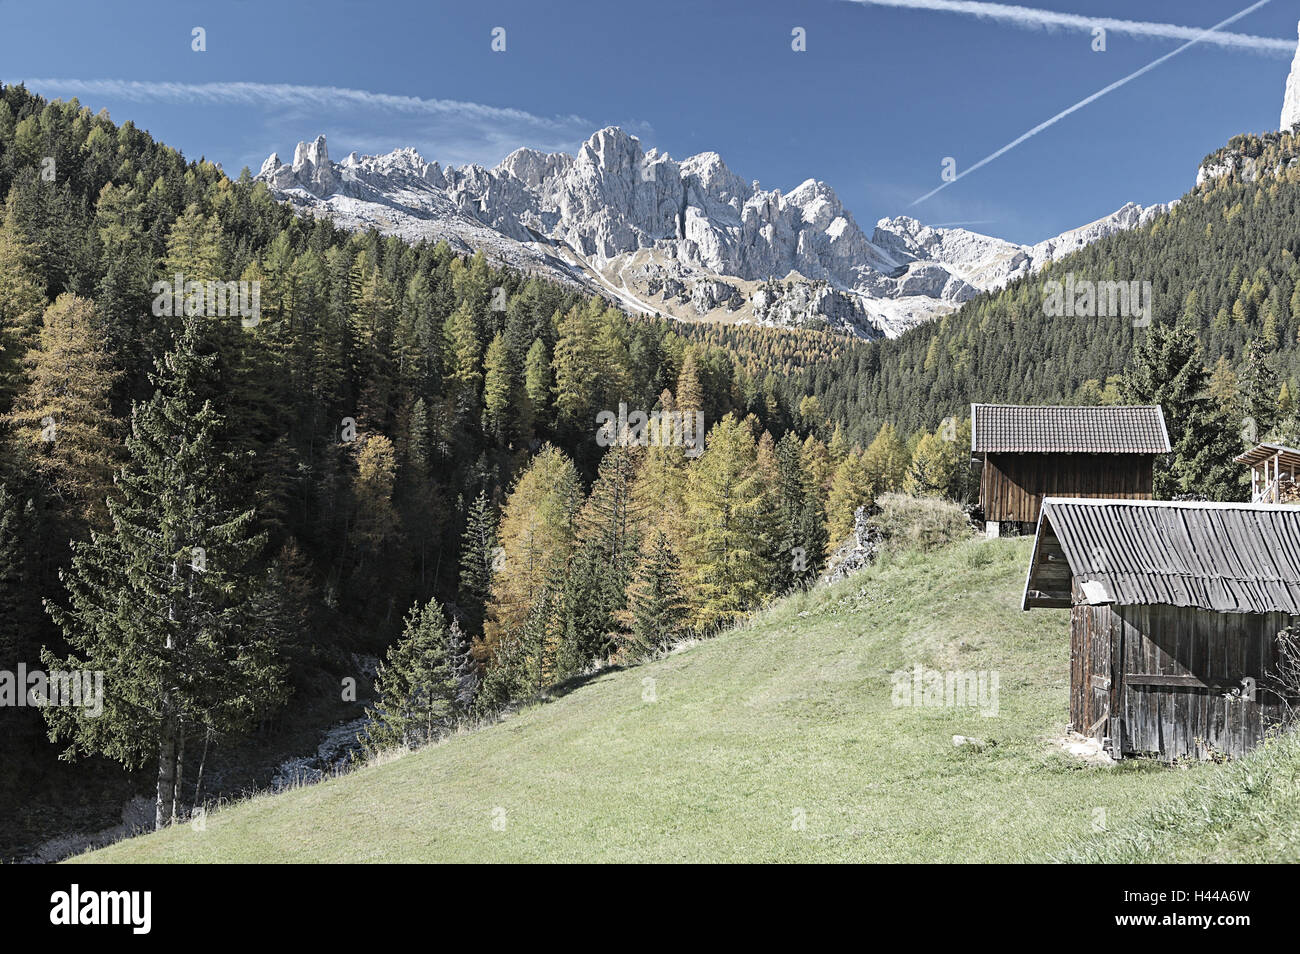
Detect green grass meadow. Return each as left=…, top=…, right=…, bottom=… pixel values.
left=77, top=538, right=1300, bottom=863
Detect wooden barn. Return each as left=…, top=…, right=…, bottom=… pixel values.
left=1235, top=442, right=1300, bottom=503
left=971, top=404, right=1170, bottom=536
left=1023, top=498, right=1300, bottom=761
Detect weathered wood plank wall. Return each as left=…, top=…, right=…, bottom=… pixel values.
left=981, top=453, right=1154, bottom=524
left=1071, top=600, right=1294, bottom=760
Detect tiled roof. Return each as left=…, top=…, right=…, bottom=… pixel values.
left=1024, top=498, right=1300, bottom=615
left=971, top=404, right=1170, bottom=454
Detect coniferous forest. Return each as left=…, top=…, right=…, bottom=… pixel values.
left=0, top=81, right=1296, bottom=857
left=0, top=85, right=892, bottom=850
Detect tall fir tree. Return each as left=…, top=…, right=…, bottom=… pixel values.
left=576, top=440, right=642, bottom=639
left=1240, top=336, right=1281, bottom=441
left=1122, top=322, right=1226, bottom=498
left=618, top=530, right=688, bottom=660
left=458, top=490, right=499, bottom=638
left=42, top=316, right=285, bottom=829
left=773, top=430, right=826, bottom=591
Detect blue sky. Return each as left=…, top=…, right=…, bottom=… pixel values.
left=2, top=0, right=1297, bottom=244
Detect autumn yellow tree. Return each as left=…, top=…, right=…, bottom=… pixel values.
left=630, top=390, right=693, bottom=559
left=801, top=433, right=834, bottom=498
left=825, top=449, right=871, bottom=551
left=5, top=294, right=120, bottom=525
left=681, top=414, right=776, bottom=630
left=861, top=422, right=911, bottom=497
left=903, top=430, right=960, bottom=498
left=482, top=444, right=582, bottom=662
left=0, top=202, right=46, bottom=412
left=675, top=347, right=706, bottom=418
left=352, top=434, right=400, bottom=552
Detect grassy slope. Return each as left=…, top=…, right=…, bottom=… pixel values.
left=79, top=537, right=1268, bottom=864
left=1062, top=730, right=1300, bottom=863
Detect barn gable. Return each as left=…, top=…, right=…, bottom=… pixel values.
left=1023, top=498, right=1300, bottom=614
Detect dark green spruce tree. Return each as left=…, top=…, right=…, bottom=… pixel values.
left=457, top=490, right=498, bottom=637
left=1240, top=336, right=1281, bottom=441
left=555, top=541, right=614, bottom=678
left=620, top=530, right=689, bottom=660
left=1122, top=321, right=1236, bottom=499
left=0, top=481, right=38, bottom=668
left=364, top=597, right=462, bottom=751
left=772, top=431, right=827, bottom=592
left=42, top=316, right=286, bottom=830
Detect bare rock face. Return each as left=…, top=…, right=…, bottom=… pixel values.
left=751, top=280, right=880, bottom=338
left=1283, top=21, right=1300, bottom=133
left=255, top=128, right=1164, bottom=338
left=820, top=506, right=883, bottom=584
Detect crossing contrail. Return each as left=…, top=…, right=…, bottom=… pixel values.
left=910, top=0, right=1277, bottom=206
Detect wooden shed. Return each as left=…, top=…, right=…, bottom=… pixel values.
left=1235, top=442, right=1300, bottom=503
left=972, top=404, right=1170, bottom=536
left=1023, top=498, right=1300, bottom=761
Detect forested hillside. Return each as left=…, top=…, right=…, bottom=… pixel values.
left=2, top=85, right=952, bottom=851
left=2, top=81, right=1295, bottom=856
left=799, top=131, right=1300, bottom=452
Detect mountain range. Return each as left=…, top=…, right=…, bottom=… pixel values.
left=256, top=128, right=1169, bottom=339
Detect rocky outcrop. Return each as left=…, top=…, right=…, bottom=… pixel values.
left=751, top=280, right=880, bottom=338
left=1283, top=21, right=1300, bottom=132
left=820, top=507, right=884, bottom=584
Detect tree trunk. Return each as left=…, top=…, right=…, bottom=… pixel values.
left=171, top=724, right=186, bottom=824
left=192, top=727, right=212, bottom=809
left=155, top=704, right=178, bottom=830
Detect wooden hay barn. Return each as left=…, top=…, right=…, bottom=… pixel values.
left=971, top=404, right=1170, bottom=536
left=1023, top=498, right=1300, bottom=761
left=1235, top=442, right=1300, bottom=503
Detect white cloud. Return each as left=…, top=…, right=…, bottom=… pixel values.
left=16, top=79, right=599, bottom=168
left=843, top=0, right=1292, bottom=55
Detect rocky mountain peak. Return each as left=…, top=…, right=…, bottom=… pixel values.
left=1283, top=21, right=1300, bottom=133
left=254, top=127, right=1166, bottom=338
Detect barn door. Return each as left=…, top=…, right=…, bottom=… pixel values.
left=1086, top=612, right=1112, bottom=744
left=1072, top=601, right=1115, bottom=747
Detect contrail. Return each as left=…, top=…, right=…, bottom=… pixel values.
left=911, top=0, right=1276, bottom=207
left=15, top=79, right=589, bottom=130
left=842, top=0, right=1292, bottom=55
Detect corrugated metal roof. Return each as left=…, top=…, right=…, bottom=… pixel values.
left=971, top=404, right=1170, bottom=454
left=1027, top=498, right=1300, bottom=615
